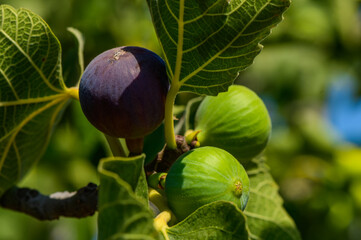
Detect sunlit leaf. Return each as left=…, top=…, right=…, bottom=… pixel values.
left=166, top=201, right=249, bottom=240
left=167, top=201, right=248, bottom=240
left=97, top=155, right=161, bottom=240
left=0, top=5, right=74, bottom=196
left=244, top=158, right=301, bottom=240
left=147, top=0, right=290, bottom=95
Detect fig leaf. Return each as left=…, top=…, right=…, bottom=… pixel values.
left=0, top=5, right=74, bottom=196
left=166, top=201, right=249, bottom=240
left=97, top=155, right=161, bottom=240
left=143, top=124, right=165, bottom=165
left=65, top=27, right=85, bottom=85
left=147, top=0, right=290, bottom=95
left=244, top=158, right=301, bottom=240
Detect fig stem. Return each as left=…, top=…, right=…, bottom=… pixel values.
left=149, top=188, right=168, bottom=212
left=164, top=83, right=180, bottom=149
left=126, top=138, right=144, bottom=155
left=104, top=134, right=127, bottom=157
left=149, top=188, right=177, bottom=226
left=154, top=211, right=171, bottom=240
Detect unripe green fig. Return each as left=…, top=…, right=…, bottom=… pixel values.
left=79, top=46, right=169, bottom=139
left=165, top=146, right=250, bottom=221
left=193, top=85, right=271, bottom=161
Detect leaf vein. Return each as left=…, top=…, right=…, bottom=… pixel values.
left=217, top=48, right=261, bottom=59
left=0, top=68, right=20, bottom=100
left=172, top=0, right=185, bottom=85
left=0, top=93, right=69, bottom=107
left=0, top=96, right=68, bottom=172
left=182, top=79, right=233, bottom=89
left=0, top=29, right=63, bottom=93
left=179, top=0, right=272, bottom=85
left=203, top=65, right=247, bottom=72
left=157, top=2, right=177, bottom=46
left=183, top=20, right=228, bottom=53
left=183, top=1, right=221, bottom=24
left=25, top=10, right=33, bottom=54
left=167, top=225, right=237, bottom=236
left=165, top=0, right=178, bottom=22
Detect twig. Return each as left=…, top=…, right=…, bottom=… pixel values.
left=145, top=135, right=196, bottom=176
left=0, top=183, right=98, bottom=221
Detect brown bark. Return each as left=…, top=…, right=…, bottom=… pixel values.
left=145, top=135, right=197, bottom=176
left=0, top=183, right=98, bottom=221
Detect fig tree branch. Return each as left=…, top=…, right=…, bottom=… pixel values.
left=0, top=183, right=98, bottom=221
left=145, top=135, right=197, bottom=176
left=0, top=136, right=192, bottom=221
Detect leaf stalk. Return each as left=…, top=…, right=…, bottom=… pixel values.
left=154, top=211, right=171, bottom=240
left=65, top=87, right=79, bottom=101
left=164, top=83, right=180, bottom=149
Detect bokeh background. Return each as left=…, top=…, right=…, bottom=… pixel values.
left=0, top=0, right=361, bottom=239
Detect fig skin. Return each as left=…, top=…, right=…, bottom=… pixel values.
left=194, top=85, right=271, bottom=162
left=165, top=146, right=250, bottom=221
left=79, top=46, right=169, bottom=139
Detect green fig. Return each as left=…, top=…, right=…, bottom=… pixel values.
left=165, top=146, right=250, bottom=221
left=193, top=85, right=271, bottom=162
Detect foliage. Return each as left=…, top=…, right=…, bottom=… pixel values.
left=97, top=155, right=159, bottom=239
left=0, top=1, right=299, bottom=239
left=0, top=5, right=76, bottom=196
left=244, top=158, right=300, bottom=240
left=1, top=0, right=360, bottom=239
left=239, top=0, right=361, bottom=239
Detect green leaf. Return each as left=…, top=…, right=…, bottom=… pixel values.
left=147, top=0, right=290, bottom=95
left=184, top=96, right=203, bottom=131
left=244, top=159, right=301, bottom=240
left=144, top=124, right=165, bottom=165
left=98, top=155, right=161, bottom=240
left=99, top=154, right=149, bottom=205
left=166, top=201, right=249, bottom=240
left=65, top=27, right=85, bottom=84
left=0, top=5, right=74, bottom=196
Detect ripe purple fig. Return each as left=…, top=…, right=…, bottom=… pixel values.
left=79, top=46, right=169, bottom=141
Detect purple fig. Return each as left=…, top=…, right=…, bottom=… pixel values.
left=79, top=46, right=169, bottom=139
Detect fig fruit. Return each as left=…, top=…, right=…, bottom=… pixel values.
left=193, top=85, right=271, bottom=161
left=165, top=146, right=250, bottom=221
left=79, top=46, right=169, bottom=139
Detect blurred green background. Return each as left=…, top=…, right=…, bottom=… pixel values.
left=0, top=0, right=361, bottom=239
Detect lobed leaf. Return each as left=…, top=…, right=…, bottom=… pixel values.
left=0, top=5, right=73, bottom=196
left=147, top=0, right=290, bottom=95
left=244, top=159, right=301, bottom=240
left=166, top=201, right=249, bottom=240
left=97, top=155, right=161, bottom=240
